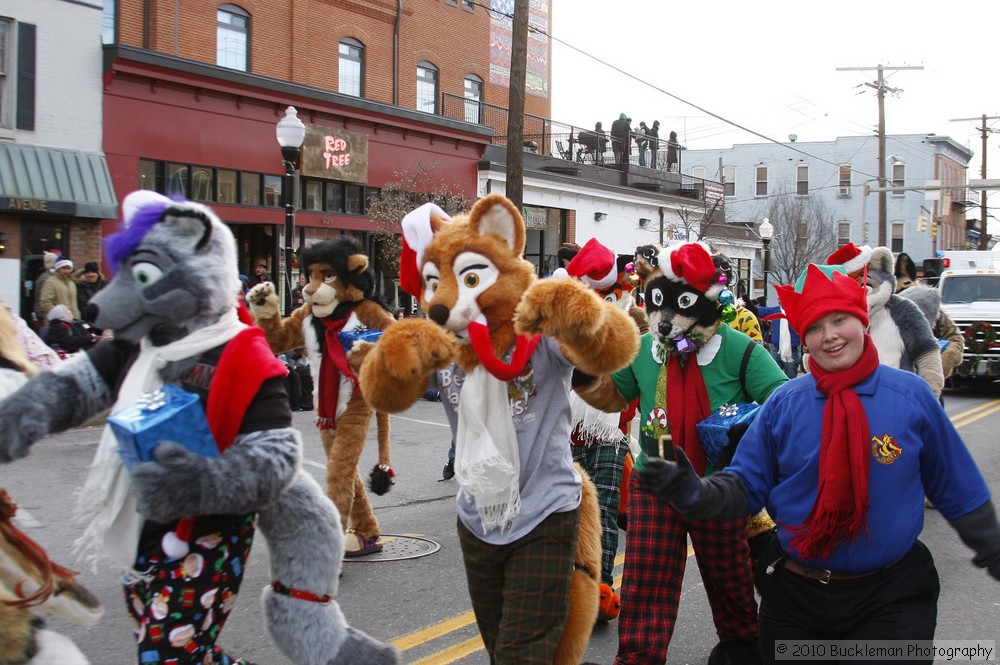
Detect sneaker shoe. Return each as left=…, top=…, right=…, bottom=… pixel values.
left=441, top=459, right=455, bottom=480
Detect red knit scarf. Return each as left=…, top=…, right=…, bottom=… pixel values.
left=788, top=334, right=879, bottom=561
left=317, top=314, right=358, bottom=430
left=665, top=352, right=711, bottom=475
left=467, top=322, right=541, bottom=381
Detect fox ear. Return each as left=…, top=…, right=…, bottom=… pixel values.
left=468, top=194, right=525, bottom=255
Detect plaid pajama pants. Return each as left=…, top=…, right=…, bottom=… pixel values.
left=458, top=509, right=579, bottom=665
left=571, top=437, right=627, bottom=585
left=615, top=473, right=758, bottom=665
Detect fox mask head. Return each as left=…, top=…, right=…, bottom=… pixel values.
left=403, top=194, right=536, bottom=369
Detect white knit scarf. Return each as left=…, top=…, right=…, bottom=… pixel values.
left=74, top=309, right=245, bottom=574
left=455, top=365, right=521, bottom=533
left=569, top=390, right=621, bottom=444
left=779, top=317, right=793, bottom=363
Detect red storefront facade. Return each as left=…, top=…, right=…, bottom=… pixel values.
left=102, top=46, right=492, bottom=303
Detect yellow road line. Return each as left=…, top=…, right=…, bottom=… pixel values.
left=392, top=612, right=478, bottom=651
left=950, top=398, right=1000, bottom=424
left=953, top=402, right=1000, bottom=429
left=407, top=636, right=485, bottom=665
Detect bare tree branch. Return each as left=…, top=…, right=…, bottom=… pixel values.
left=760, top=186, right=838, bottom=285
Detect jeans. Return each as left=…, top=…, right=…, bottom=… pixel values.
left=637, top=146, right=646, bottom=166
left=770, top=347, right=801, bottom=379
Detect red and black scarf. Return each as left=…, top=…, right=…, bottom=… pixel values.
left=317, top=313, right=358, bottom=430
left=788, top=334, right=879, bottom=561
left=664, top=352, right=712, bottom=476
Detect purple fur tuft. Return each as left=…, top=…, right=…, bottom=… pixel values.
left=104, top=199, right=173, bottom=271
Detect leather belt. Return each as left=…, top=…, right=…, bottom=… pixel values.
left=773, top=555, right=904, bottom=585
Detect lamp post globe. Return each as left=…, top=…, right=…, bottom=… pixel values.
left=276, top=106, right=305, bottom=314
left=759, top=217, right=773, bottom=305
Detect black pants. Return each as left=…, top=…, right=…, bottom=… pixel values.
left=755, top=538, right=939, bottom=665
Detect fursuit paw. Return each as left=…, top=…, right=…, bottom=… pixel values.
left=366, top=319, right=455, bottom=382
left=246, top=281, right=280, bottom=319
left=332, top=627, right=402, bottom=665
left=514, top=278, right=604, bottom=342
left=367, top=464, right=394, bottom=495
left=0, top=415, right=45, bottom=463
left=131, top=441, right=204, bottom=522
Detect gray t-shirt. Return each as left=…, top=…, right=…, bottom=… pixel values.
left=439, top=337, right=583, bottom=545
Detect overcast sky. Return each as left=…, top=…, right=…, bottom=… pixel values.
left=549, top=0, right=998, bottom=181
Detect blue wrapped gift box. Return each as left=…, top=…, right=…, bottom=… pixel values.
left=696, top=402, right=761, bottom=468
left=338, top=328, right=382, bottom=353
left=108, top=384, right=218, bottom=470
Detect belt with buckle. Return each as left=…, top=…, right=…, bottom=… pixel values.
left=770, top=555, right=905, bottom=585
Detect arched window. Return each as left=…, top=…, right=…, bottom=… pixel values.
left=217, top=4, right=249, bottom=72
left=339, top=38, right=364, bottom=97
left=463, top=74, right=483, bottom=123
left=416, top=61, right=439, bottom=114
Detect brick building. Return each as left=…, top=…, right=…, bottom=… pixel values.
left=101, top=0, right=553, bottom=306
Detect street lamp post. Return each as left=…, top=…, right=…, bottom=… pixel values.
left=276, top=106, right=306, bottom=315
left=759, top=217, right=774, bottom=306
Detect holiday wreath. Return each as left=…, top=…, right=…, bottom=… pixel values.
left=964, top=320, right=997, bottom=356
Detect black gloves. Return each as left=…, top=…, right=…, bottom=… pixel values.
left=950, top=501, right=1000, bottom=581
left=637, top=447, right=703, bottom=510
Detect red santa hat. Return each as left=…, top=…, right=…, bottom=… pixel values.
left=565, top=237, right=618, bottom=289
left=398, top=202, right=451, bottom=297
left=655, top=241, right=725, bottom=299
left=825, top=242, right=872, bottom=276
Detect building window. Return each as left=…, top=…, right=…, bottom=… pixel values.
left=338, top=38, right=364, bottom=98
left=416, top=61, right=439, bottom=114
left=303, top=180, right=323, bottom=211
left=464, top=74, right=483, bottom=123
left=837, top=221, right=851, bottom=247
left=345, top=184, right=363, bottom=214
left=138, top=159, right=162, bottom=191
left=755, top=165, right=768, bottom=197
left=217, top=169, right=237, bottom=203
left=0, top=19, right=9, bottom=128
left=241, top=172, right=261, bottom=205
left=796, top=164, right=809, bottom=196
left=723, top=165, right=735, bottom=197
left=263, top=174, right=282, bottom=207
left=325, top=182, right=343, bottom=212
left=891, top=221, right=904, bottom=252
left=167, top=163, right=189, bottom=198
left=838, top=165, right=852, bottom=196
left=217, top=4, right=249, bottom=72
left=891, top=161, right=905, bottom=196
left=191, top=167, right=214, bottom=201
left=462, top=0, right=474, bottom=9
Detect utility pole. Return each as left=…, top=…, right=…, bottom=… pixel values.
left=951, top=114, right=999, bottom=250
left=837, top=64, right=923, bottom=247
left=505, top=0, right=529, bottom=210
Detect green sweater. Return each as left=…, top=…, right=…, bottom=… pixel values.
left=611, top=324, right=787, bottom=472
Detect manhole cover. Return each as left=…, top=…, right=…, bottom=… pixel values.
left=342, top=534, right=441, bottom=562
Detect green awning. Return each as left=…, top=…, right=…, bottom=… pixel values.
left=0, top=143, right=117, bottom=219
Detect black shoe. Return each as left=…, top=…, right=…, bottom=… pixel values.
left=441, top=459, right=455, bottom=480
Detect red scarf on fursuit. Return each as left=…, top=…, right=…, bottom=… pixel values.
left=788, top=334, right=879, bottom=561
left=664, top=353, right=711, bottom=475
left=317, top=314, right=358, bottom=430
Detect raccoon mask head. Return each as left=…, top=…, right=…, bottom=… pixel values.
left=645, top=242, right=727, bottom=355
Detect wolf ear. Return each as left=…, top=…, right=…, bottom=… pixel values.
left=870, top=246, right=894, bottom=276
left=468, top=194, right=525, bottom=255
left=161, top=204, right=214, bottom=253
left=894, top=252, right=917, bottom=281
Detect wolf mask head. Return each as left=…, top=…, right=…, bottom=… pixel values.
left=90, top=192, right=240, bottom=346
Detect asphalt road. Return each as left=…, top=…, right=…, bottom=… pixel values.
left=2, top=386, right=999, bottom=664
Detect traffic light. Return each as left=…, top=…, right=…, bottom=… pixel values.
left=930, top=220, right=938, bottom=238
left=918, top=215, right=927, bottom=232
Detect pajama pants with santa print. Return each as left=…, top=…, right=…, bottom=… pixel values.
left=125, top=514, right=256, bottom=665
left=615, top=473, right=758, bottom=665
